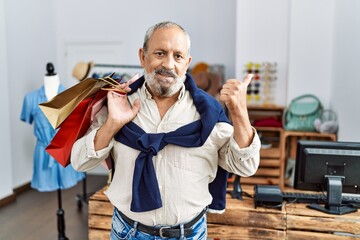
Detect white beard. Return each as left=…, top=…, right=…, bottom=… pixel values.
left=144, top=70, right=186, bottom=97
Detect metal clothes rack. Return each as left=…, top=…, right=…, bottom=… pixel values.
left=57, top=189, right=68, bottom=240
left=72, top=61, right=143, bottom=81
left=76, top=173, right=91, bottom=209
left=93, top=63, right=143, bottom=69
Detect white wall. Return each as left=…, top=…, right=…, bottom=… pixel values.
left=0, top=0, right=13, bottom=199
left=287, top=0, right=335, bottom=109
left=6, top=0, right=58, bottom=188
left=331, top=0, right=360, bottom=141
left=235, top=0, right=336, bottom=107
left=235, top=0, right=360, bottom=142
left=54, top=0, right=236, bottom=86
left=236, top=0, right=290, bottom=106
left=286, top=0, right=360, bottom=141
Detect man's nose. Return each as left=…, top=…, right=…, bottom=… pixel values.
left=162, top=55, right=175, bottom=70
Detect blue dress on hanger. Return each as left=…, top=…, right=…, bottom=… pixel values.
left=20, top=85, right=85, bottom=192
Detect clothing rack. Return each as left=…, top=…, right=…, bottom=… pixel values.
left=57, top=189, right=68, bottom=240
left=91, top=63, right=143, bottom=80
left=93, top=63, right=143, bottom=69
left=76, top=173, right=92, bottom=209
left=72, top=61, right=143, bottom=81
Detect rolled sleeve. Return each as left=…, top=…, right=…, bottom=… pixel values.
left=71, top=127, right=114, bottom=172
left=85, top=128, right=114, bottom=158
left=221, top=128, right=261, bottom=176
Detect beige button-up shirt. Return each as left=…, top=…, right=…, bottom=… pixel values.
left=71, top=82, right=260, bottom=226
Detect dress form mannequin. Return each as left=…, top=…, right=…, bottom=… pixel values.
left=44, top=63, right=60, bottom=100
left=45, top=62, right=69, bottom=240
left=20, top=62, right=85, bottom=240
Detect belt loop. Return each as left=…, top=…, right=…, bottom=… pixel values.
left=179, top=224, right=186, bottom=240
left=131, top=221, right=138, bottom=237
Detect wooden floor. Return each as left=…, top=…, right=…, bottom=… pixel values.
left=0, top=174, right=108, bottom=240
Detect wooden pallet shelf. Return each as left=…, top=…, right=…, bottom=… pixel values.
left=241, top=105, right=338, bottom=190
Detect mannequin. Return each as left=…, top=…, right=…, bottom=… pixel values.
left=44, top=63, right=60, bottom=100
left=44, top=63, right=68, bottom=240
left=20, top=62, right=85, bottom=240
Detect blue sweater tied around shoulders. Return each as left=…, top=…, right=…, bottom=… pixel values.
left=114, top=74, right=231, bottom=212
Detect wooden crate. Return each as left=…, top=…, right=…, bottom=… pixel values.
left=241, top=127, right=285, bottom=188
left=88, top=186, right=112, bottom=240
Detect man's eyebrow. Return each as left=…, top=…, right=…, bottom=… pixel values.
left=153, top=48, right=167, bottom=52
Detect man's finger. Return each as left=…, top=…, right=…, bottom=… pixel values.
left=126, top=73, right=140, bottom=85
left=242, top=74, right=254, bottom=87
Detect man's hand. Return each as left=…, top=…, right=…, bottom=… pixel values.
left=106, top=91, right=140, bottom=131
left=94, top=75, right=141, bottom=151
left=219, top=74, right=254, bottom=148
left=219, top=74, right=253, bottom=115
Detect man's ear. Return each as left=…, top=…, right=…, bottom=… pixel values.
left=138, top=48, right=145, bottom=67
left=186, top=56, right=192, bottom=69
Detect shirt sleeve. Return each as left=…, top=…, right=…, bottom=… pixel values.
left=71, top=106, right=114, bottom=172
left=20, top=94, right=33, bottom=124
left=217, top=124, right=261, bottom=177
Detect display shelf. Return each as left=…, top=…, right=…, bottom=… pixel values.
left=243, top=105, right=286, bottom=189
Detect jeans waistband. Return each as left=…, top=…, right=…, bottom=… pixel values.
left=116, top=208, right=207, bottom=238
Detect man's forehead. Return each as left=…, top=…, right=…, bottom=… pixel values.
left=148, top=27, right=188, bottom=51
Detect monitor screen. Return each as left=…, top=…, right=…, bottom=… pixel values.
left=294, top=140, right=360, bottom=214
left=294, top=140, right=360, bottom=194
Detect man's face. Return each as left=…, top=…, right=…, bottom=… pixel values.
left=139, top=26, right=192, bottom=97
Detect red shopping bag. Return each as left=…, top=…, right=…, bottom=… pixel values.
left=46, top=91, right=107, bottom=167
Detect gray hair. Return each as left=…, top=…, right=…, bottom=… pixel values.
left=143, top=21, right=191, bottom=55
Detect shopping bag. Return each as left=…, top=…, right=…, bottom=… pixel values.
left=39, top=78, right=107, bottom=129
left=39, top=73, right=126, bottom=129
left=46, top=90, right=107, bottom=167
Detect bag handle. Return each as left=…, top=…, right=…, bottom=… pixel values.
left=291, top=94, right=321, bottom=104
left=98, top=72, right=127, bottom=93
left=320, top=109, right=337, bottom=121
left=283, top=94, right=322, bottom=128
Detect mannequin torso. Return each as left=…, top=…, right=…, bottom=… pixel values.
left=44, top=74, right=60, bottom=100
left=44, top=62, right=60, bottom=100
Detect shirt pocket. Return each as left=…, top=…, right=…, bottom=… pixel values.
left=173, top=145, right=217, bottom=174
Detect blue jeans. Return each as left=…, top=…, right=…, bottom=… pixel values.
left=110, top=208, right=207, bottom=240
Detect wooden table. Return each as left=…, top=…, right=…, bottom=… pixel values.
left=88, top=186, right=360, bottom=239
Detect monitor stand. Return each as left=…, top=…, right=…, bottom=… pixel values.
left=307, top=175, right=357, bottom=215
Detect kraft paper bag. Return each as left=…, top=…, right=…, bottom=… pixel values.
left=46, top=90, right=107, bottom=167
left=39, top=78, right=107, bottom=129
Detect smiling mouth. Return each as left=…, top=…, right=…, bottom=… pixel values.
left=155, top=68, right=176, bottom=78
left=156, top=73, right=175, bottom=82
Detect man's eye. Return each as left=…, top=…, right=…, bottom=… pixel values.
left=175, top=54, right=183, bottom=59
left=155, top=52, right=164, bottom=56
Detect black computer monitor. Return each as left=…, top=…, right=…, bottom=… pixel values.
left=294, top=140, right=360, bottom=215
